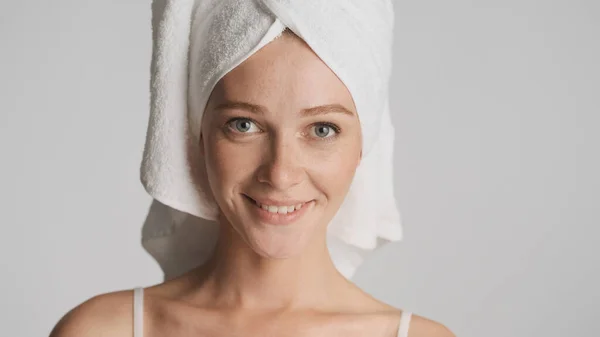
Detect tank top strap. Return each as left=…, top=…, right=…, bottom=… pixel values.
left=133, top=287, right=144, bottom=337
left=396, top=310, right=412, bottom=337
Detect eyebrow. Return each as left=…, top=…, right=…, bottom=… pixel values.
left=214, top=101, right=355, bottom=117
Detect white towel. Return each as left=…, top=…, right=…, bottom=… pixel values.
left=141, top=0, right=403, bottom=280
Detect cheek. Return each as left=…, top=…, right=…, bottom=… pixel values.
left=306, top=141, right=361, bottom=198
left=204, top=136, right=258, bottom=194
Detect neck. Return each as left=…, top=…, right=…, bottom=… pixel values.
left=192, top=218, right=357, bottom=311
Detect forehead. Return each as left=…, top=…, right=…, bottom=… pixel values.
left=212, top=33, right=357, bottom=113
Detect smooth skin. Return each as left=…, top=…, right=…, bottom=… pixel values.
left=50, top=30, right=455, bottom=337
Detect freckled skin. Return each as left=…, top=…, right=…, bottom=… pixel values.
left=200, top=31, right=363, bottom=259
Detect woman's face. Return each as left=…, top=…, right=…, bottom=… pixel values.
left=200, top=32, right=362, bottom=259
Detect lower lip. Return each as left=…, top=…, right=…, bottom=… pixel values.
left=243, top=195, right=313, bottom=226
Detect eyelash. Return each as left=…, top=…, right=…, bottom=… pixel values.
left=224, top=118, right=341, bottom=141
left=311, top=122, right=341, bottom=141
left=225, top=118, right=262, bottom=134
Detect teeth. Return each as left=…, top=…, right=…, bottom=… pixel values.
left=255, top=201, right=306, bottom=214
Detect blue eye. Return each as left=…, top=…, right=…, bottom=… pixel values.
left=311, top=123, right=339, bottom=138
left=228, top=118, right=260, bottom=133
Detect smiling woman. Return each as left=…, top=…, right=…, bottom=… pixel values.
left=49, top=0, right=454, bottom=337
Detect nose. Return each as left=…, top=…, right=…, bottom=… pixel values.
left=257, top=134, right=304, bottom=191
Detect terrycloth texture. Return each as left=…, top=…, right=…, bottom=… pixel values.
left=141, top=0, right=403, bottom=280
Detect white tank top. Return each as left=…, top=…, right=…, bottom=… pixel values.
left=133, top=287, right=412, bottom=337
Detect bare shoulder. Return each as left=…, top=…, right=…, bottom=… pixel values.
left=408, top=314, right=456, bottom=337
left=49, top=290, right=134, bottom=337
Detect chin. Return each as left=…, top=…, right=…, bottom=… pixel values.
left=239, top=221, right=318, bottom=259
left=230, top=207, right=321, bottom=259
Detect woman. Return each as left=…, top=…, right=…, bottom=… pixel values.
left=51, top=1, right=455, bottom=336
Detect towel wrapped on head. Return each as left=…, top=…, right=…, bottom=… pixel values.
left=141, top=0, right=403, bottom=280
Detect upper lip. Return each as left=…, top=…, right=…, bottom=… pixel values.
left=244, top=194, right=310, bottom=206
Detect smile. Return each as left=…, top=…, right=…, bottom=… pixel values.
left=256, top=201, right=305, bottom=214
left=243, top=195, right=314, bottom=225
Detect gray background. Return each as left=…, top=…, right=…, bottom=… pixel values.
left=1, top=1, right=598, bottom=336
